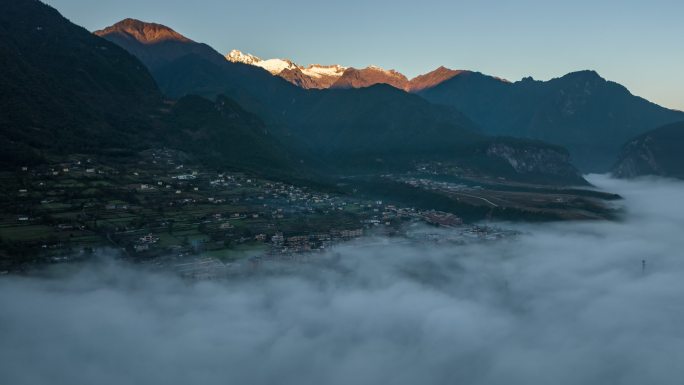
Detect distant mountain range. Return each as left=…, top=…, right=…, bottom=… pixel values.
left=0, top=6, right=589, bottom=187
left=225, top=50, right=346, bottom=89
left=224, top=48, right=684, bottom=172
left=417, top=71, right=684, bottom=171
left=3, top=3, right=682, bottom=185
left=226, top=49, right=473, bottom=93
left=93, top=18, right=593, bottom=184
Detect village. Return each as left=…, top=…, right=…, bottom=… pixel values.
left=0, top=149, right=497, bottom=272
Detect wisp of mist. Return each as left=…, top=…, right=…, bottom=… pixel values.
left=1, top=175, right=684, bottom=385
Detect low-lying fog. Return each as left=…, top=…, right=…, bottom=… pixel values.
left=2, top=175, right=684, bottom=385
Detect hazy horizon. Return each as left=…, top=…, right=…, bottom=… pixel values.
left=44, top=0, right=684, bottom=111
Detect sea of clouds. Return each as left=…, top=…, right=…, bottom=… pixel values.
left=2, top=175, right=684, bottom=385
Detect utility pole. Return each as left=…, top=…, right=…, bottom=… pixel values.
left=642, top=259, right=646, bottom=275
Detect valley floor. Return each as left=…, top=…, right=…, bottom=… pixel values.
left=0, top=151, right=621, bottom=271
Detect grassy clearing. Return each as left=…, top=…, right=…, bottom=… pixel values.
left=0, top=225, right=56, bottom=241
left=204, top=243, right=267, bottom=261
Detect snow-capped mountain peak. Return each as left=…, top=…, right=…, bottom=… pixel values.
left=225, top=49, right=261, bottom=65
left=258, top=58, right=298, bottom=74
left=225, top=49, right=348, bottom=88
left=226, top=50, right=297, bottom=75
left=224, top=50, right=463, bottom=92
left=301, top=64, right=348, bottom=79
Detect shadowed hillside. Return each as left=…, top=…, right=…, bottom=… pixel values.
left=613, top=121, right=684, bottom=179
left=418, top=70, right=684, bottom=171
left=0, top=0, right=299, bottom=180
left=0, top=0, right=161, bottom=164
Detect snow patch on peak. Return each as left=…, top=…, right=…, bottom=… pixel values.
left=225, top=50, right=297, bottom=74
left=302, top=64, right=347, bottom=79
left=225, top=49, right=348, bottom=81
left=225, top=50, right=261, bottom=65
left=257, top=58, right=298, bottom=75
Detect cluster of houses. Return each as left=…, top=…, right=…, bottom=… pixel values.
left=134, top=233, right=160, bottom=252
left=269, top=228, right=365, bottom=254
left=401, top=177, right=478, bottom=193
left=422, top=211, right=464, bottom=227
left=7, top=149, right=477, bottom=263
left=19, top=158, right=111, bottom=180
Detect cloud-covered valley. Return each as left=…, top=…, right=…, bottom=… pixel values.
left=2, top=175, right=684, bottom=385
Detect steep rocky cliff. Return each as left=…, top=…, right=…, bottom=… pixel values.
left=613, top=122, right=684, bottom=179
left=483, top=140, right=587, bottom=185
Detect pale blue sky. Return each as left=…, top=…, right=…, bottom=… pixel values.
left=45, top=0, right=684, bottom=110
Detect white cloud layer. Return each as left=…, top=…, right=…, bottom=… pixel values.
left=2, top=175, right=684, bottom=385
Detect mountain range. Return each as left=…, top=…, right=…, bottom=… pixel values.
left=225, top=50, right=347, bottom=89
left=225, top=49, right=684, bottom=171
left=417, top=71, right=684, bottom=171
left=226, top=50, right=472, bottom=92
left=97, top=19, right=683, bottom=173
left=3, top=3, right=683, bottom=185
left=0, top=5, right=589, bottom=188
left=93, top=18, right=594, bottom=184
